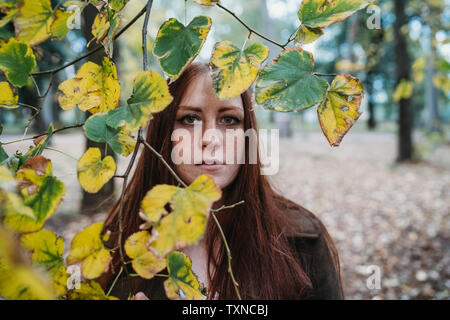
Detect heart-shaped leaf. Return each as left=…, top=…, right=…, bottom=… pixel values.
left=67, top=222, right=111, bottom=280
left=153, top=16, right=212, bottom=79
left=77, top=147, right=116, bottom=193
left=210, top=41, right=269, bottom=99
left=317, top=74, right=363, bottom=147
left=0, top=38, right=36, bottom=87
left=255, top=47, right=328, bottom=112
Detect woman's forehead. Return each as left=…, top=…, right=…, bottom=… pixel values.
left=179, top=73, right=244, bottom=111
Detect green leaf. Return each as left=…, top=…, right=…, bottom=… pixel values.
left=20, top=123, right=54, bottom=167
left=109, top=0, right=129, bottom=11
left=67, top=222, right=111, bottom=280
left=317, top=74, right=363, bottom=147
left=14, top=0, right=54, bottom=46
left=164, top=251, right=205, bottom=300
left=0, top=38, right=36, bottom=87
left=107, top=70, right=173, bottom=131
left=6, top=156, right=65, bottom=232
left=141, top=174, right=221, bottom=256
left=210, top=41, right=269, bottom=100
left=153, top=16, right=212, bottom=79
left=298, top=0, right=369, bottom=28
left=20, top=229, right=68, bottom=296
left=254, top=47, right=328, bottom=112
left=84, top=112, right=136, bottom=156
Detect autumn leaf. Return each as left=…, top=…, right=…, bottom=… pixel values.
left=317, top=74, right=363, bottom=147
left=255, top=47, right=329, bottom=112
left=294, top=25, right=324, bottom=44
left=67, top=280, right=118, bottom=300
left=141, top=174, right=221, bottom=256
left=20, top=229, right=68, bottom=296
left=164, top=251, right=205, bottom=300
left=67, top=222, right=111, bottom=280
left=14, top=0, right=54, bottom=46
left=298, top=0, right=369, bottom=28
left=393, top=79, right=413, bottom=102
left=0, top=38, right=36, bottom=87
left=77, top=147, right=116, bottom=193
left=210, top=41, right=269, bottom=100
left=124, top=231, right=166, bottom=279
left=56, top=57, right=120, bottom=114
left=0, top=226, right=56, bottom=300
left=107, top=70, right=173, bottom=131
left=0, top=81, right=18, bottom=108
left=153, top=16, right=212, bottom=79
left=4, top=156, right=65, bottom=233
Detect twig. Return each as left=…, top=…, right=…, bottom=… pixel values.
left=314, top=72, right=337, bottom=77
left=211, top=200, right=245, bottom=213
left=106, top=266, right=123, bottom=297
left=1, top=123, right=84, bottom=145
left=217, top=3, right=285, bottom=50
left=142, top=0, right=154, bottom=71
left=140, top=139, right=187, bottom=187
left=210, top=210, right=242, bottom=300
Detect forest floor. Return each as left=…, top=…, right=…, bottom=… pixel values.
left=2, top=128, right=449, bottom=300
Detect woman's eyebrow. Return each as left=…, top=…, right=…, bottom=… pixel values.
left=178, top=105, right=244, bottom=113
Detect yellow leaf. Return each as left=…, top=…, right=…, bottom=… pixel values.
left=210, top=41, right=269, bottom=99
left=67, top=280, right=118, bottom=300
left=393, top=79, right=413, bottom=102
left=56, top=57, right=120, bottom=113
left=124, top=231, right=166, bottom=279
left=0, top=227, right=57, bottom=300
left=20, top=229, right=68, bottom=296
left=14, top=0, right=54, bottom=46
left=67, top=222, right=111, bottom=280
left=77, top=147, right=116, bottom=193
left=0, top=81, right=18, bottom=108
left=317, top=74, right=364, bottom=147
left=141, top=174, right=221, bottom=256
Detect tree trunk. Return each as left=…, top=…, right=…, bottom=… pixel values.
left=425, top=26, right=441, bottom=133
left=394, top=0, right=414, bottom=162
left=80, top=4, right=118, bottom=214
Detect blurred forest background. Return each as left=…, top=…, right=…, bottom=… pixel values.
left=1, top=0, right=449, bottom=299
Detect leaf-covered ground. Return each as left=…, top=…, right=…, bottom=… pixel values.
left=3, top=129, right=448, bottom=299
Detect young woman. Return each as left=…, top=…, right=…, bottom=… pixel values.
left=98, top=62, right=344, bottom=300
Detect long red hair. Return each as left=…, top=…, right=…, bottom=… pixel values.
left=99, top=62, right=341, bottom=299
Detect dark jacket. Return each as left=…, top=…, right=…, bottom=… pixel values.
left=107, top=198, right=344, bottom=300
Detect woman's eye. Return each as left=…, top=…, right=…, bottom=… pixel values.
left=179, top=114, right=201, bottom=125
left=220, top=116, right=240, bottom=125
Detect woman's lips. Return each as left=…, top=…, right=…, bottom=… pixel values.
left=195, top=163, right=224, bottom=171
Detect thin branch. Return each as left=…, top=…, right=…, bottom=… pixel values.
left=210, top=210, right=242, bottom=300
left=106, top=266, right=123, bottom=297
left=141, top=139, right=187, bottom=187
left=217, top=3, right=286, bottom=50
left=142, top=0, right=154, bottom=71
left=31, top=3, right=151, bottom=77
left=211, top=200, right=245, bottom=213
left=1, top=123, right=84, bottom=146
left=314, top=72, right=337, bottom=77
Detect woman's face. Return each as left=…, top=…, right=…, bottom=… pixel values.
left=171, top=72, right=245, bottom=189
